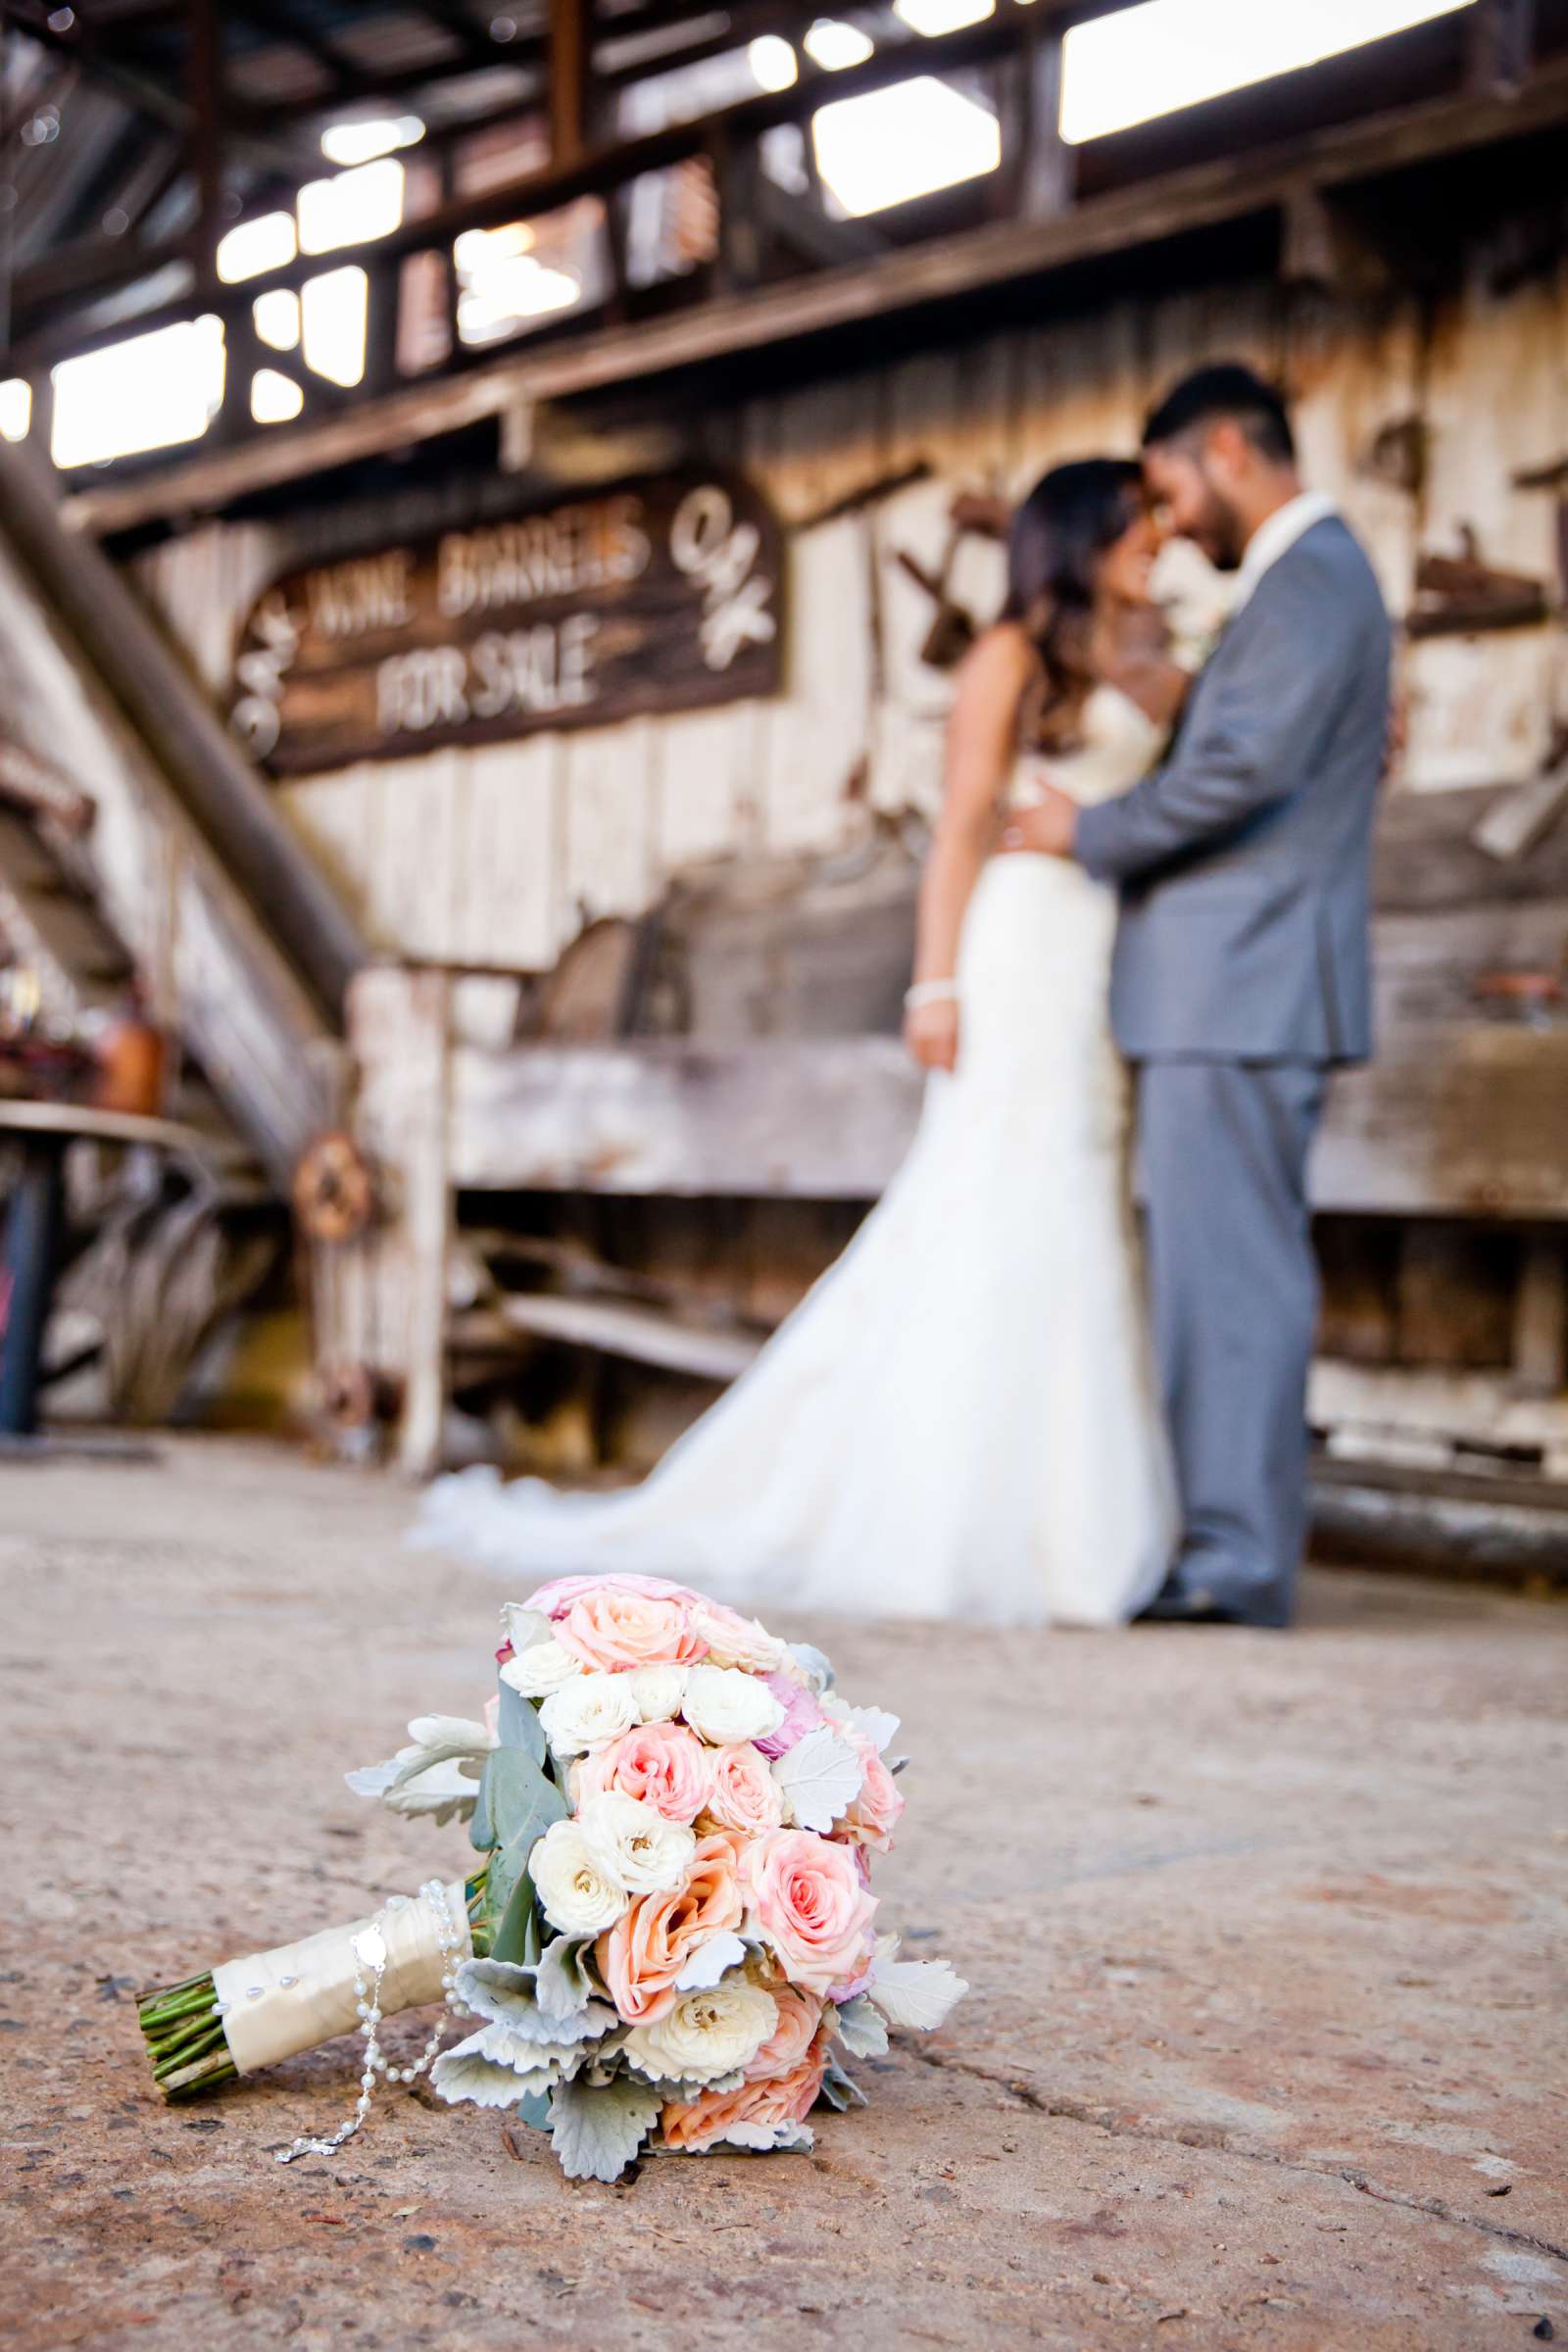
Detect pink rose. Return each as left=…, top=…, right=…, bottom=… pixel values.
left=701, top=1742, right=786, bottom=1839
left=754, top=1672, right=825, bottom=1761
left=555, top=1587, right=709, bottom=1674
left=740, top=1830, right=877, bottom=1996
left=525, top=1572, right=703, bottom=1618
left=837, top=1734, right=905, bottom=1854
left=597, top=1835, right=743, bottom=2026
left=743, top=1982, right=824, bottom=2083
left=575, top=1722, right=713, bottom=1826
left=662, top=2035, right=827, bottom=2151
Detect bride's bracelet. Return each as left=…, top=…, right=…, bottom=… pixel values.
left=905, top=979, right=958, bottom=1011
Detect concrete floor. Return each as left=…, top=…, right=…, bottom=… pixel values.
left=2, top=1437, right=1564, bottom=2352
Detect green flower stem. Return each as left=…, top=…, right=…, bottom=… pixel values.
left=138, top=1972, right=238, bottom=2100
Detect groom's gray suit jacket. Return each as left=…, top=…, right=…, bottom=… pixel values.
left=1075, top=514, right=1391, bottom=1064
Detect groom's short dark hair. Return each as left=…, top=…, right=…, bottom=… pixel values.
left=1144, top=364, right=1295, bottom=465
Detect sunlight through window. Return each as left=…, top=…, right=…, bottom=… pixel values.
left=301, top=267, right=368, bottom=387
left=748, top=34, right=799, bottom=91
left=454, top=223, right=581, bottom=347
left=298, top=159, right=405, bottom=257
left=0, top=378, right=31, bottom=442
left=217, top=210, right=297, bottom=284
left=895, top=0, right=995, bottom=30
left=320, top=114, right=425, bottom=167
left=254, top=289, right=302, bottom=353
left=803, top=19, right=875, bottom=69
left=812, top=76, right=1000, bottom=216
left=51, top=318, right=225, bottom=467
left=251, top=368, right=305, bottom=424
left=1059, top=0, right=1477, bottom=143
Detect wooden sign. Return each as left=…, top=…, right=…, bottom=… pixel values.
left=229, top=473, right=783, bottom=776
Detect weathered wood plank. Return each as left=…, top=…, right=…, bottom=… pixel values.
left=447, top=1025, right=1568, bottom=1217
left=449, top=1037, right=923, bottom=1198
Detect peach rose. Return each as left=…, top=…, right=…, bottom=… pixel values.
left=597, top=1833, right=744, bottom=2026
left=691, top=1599, right=786, bottom=1675
left=701, top=1741, right=786, bottom=1838
left=838, top=1734, right=905, bottom=1854
left=556, top=1587, right=710, bottom=1675
left=743, top=1981, right=824, bottom=2083
left=740, top=1830, right=878, bottom=1996
left=661, top=2036, right=827, bottom=2152
left=575, top=1721, right=714, bottom=1826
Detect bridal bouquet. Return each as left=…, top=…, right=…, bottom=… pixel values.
left=138, top=1574, right=965, bottom=2181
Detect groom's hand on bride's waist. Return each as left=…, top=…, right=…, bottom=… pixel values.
left=1000, top=784, right=1078, bottom=859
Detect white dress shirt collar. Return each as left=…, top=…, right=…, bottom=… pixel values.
left=1230, top=491, right=1338, bottom=616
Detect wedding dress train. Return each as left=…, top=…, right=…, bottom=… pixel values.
left=416, top=684, right=1178, bottom=1625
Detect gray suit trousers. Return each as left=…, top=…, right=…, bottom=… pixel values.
left=1137, top=1059, right=1326, bottom=1628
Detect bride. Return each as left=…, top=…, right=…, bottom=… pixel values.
left=417, top=459, right=1199, bottom=1626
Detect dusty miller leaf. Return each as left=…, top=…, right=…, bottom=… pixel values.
left=430, top=2033, right=565, bottom=2110
left=818, top=2057, right=867, bottom=2112
left=866, top=1956, right=968, bottom=2033
left=672, top=1932, right=748, bottom=1993
left=548, top=2075, right=662, bottom=2183
left=534, top=1936, right=598, bottom=2018
left=832, top=1994, right=889, bottom=2058
left=771, top=1727, right=864, bottom=1833
left=709, top=2120, right=815, bottom=2153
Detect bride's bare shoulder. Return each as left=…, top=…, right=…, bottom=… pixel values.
left=956, top=621, right=1038, bottom=697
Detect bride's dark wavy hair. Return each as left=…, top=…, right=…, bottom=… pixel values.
left=1004, top=458, right=1145, bottom=728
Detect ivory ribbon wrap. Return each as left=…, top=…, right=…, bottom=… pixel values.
left=211, top=1882, right=471, bottom=2076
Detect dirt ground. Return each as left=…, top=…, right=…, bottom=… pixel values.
left=2, top=1437, right=1564, bottom=2351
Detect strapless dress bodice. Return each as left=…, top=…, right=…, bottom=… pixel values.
left=1006, top=682, right=1167, bottom=811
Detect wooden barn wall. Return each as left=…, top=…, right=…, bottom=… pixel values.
left=134, top=253, right=1568, bottom=980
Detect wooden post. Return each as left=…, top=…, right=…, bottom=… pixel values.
left=1467, top=0, right=1535, bottom=94
left=186, top=0, right=223, bottom=296
left=1010, top=22, right=1073, bottom=222
left=1513, top=1235, right=1568, bottom=1397
left=343, top=966, right=453, bottom=1479
left=549, top=0, right=592, bottom=168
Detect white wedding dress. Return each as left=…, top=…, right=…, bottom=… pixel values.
left=416, top=683, right=1178, bottom=1626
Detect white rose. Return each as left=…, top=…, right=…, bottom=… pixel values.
left=681, top=1663, right=786, bottom=1748
left=691, top=1602, right=786, bottom=1675
left=538, top=1672, right=639, bottom=1757
left=577, top=1790, right=696, bottom=1895
left=630, top=1663, right=687, bottom=1723
left=501, top=1634, right=583, bottom=1699
left=624, top=1978, right=778, bottom=2085
left=529, top=1818, right=629, bottom=1937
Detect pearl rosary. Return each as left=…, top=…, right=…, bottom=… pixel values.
left=274, top=1879, right=469, bottom=2165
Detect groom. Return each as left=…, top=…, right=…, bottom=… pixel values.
left=1008, top=364, right=1391, bottom=1627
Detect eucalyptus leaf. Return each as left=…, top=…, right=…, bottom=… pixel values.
left=548, top=2075, right=662, bottom=2183
left=496, top=1677, right=547, bottom=1762
left=516, top=2090, right=552, bottom=2132
left=489, top=1871, right=543, bottom=1970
